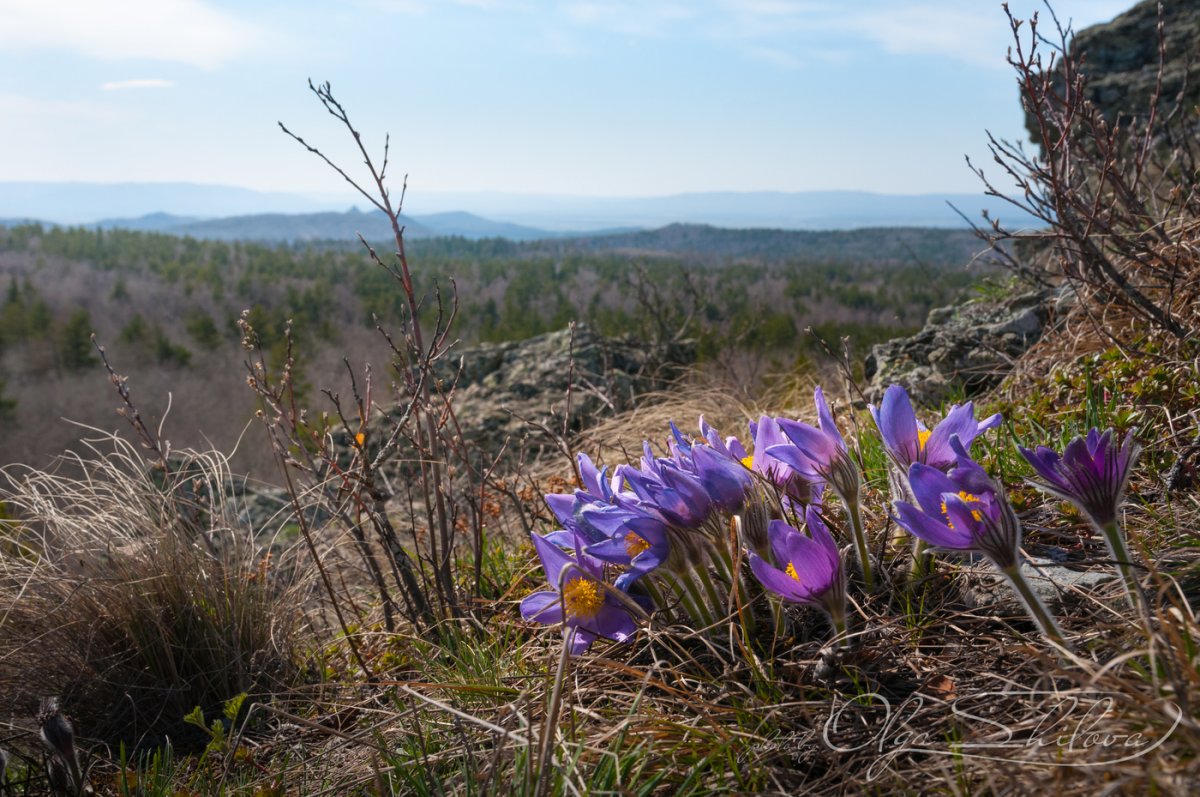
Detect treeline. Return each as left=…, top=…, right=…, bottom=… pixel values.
left=0, top=223, right=987, bottom=356
left=0, top=222, right=990, bottom=469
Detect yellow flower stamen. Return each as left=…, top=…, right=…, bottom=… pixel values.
left=625, top=532, right=651, bottom=558
left=941, top=490, right=983, bottom=528
left=918, top=429, right=932, bottom=451
left=786, top=561, right=801, bottom=583
left=741, top=454, right=755, bottom=469
left=562, top=576, right=604, bottom=620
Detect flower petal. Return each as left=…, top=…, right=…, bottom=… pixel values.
left=531, top=532, right=578, bottom=585
left=588, top=600, right=638, bottom=642
left=520, top=590, right=564, bottom=624
left=893, top=500, right=969, bottom=549
left=750, top=553, right=808, bottom=603
left=814, top=386, right=847, bottom=449
left=544, top=492, right=580, bottom=527
left=874, top=385, right=921, bottom=468
left=777, top=420, right=837, bottom=471
left=568, top=627, right=598, bottom=655
left=907, top=462, right=960, bottom=515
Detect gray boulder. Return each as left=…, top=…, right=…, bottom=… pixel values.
left=336, top=323, right=694, bottom=463
left=863, top=288, right=1053, bottom=406
left=437, top=324, right=692, bottom=451
left=957, top=555, right=1116, bottom=615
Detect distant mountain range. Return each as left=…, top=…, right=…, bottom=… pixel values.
left=0, top=181, right=1045, bottom=241
left=412, top=189, right=1045, bottom=232
left=85, top=208, right=565, bottom=242
left=528, top=223, right=990, bottom=266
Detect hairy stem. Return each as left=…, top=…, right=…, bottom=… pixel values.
left=1098, top=519, right=1145, bottom=613
left=1001, top=563, right=1067, bottom=647
left=843, top=497, right=875, bottom=591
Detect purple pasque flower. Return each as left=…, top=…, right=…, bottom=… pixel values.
left=772, top=387, right=859, bottom=502
left=870, top=384, right=1002, bottom=472
left=575, top=452, right=617, bottom=503
left=748, top=506, right=846, bottom=627
left=1019, top=427, right=1143, bottom=611
left=662, top=418, right=755, bottom=513
left=543, top=452, right=628, bottom=548
left=577, top=503, right=670, bottom=588
left=698, top=416, right=749, bottom=462
left=1018, top=428, right=1141, bottom=528
left=769, top=386, right=876, bottom=589
left=689, top=441, right=755, bottom=513
left=520, top=531, right=638, bottom=655
left=894, top=437, right=1067, bottom=644
left=892, top=436, right=1021, bottom=569
left=617, top=460, right=713, bottom=528
left=746, top=414, right=823, bottom=506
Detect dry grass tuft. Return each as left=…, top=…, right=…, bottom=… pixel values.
left=0, top=431, right=311, bottom=750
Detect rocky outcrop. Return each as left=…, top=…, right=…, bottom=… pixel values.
left=334, top=324, right=694, bottom=462
left=434, top=324, right=694, bottom=452
left=863, top=288, right=1054, bottom=406
left=1024, top=0, right=1200, bottom=145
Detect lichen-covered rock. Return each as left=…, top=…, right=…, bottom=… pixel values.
left=336, top=324, right=693, bottom=463
left=957, top=555, right=1115, bottom=615
left=863, top=288, right=1053, bottom=406
left=438, top=324, right=693, bottom=452
left=1023, top=0, right=1200, bottom=146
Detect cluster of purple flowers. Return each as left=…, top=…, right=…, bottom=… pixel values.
left=522, top=383, right=1140, bottom=653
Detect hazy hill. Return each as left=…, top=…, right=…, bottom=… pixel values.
left=0, top=181, right=335, bottom=224
left=411, top=189, right=1049, bottom=231
left=413, top=211, right=558, bottom=241
left=535, top=223, right=992, bottom=267
left=156, top=208, right=433, bottom=242
left=2, top=182, right=1046, bottom=237
left=94, top=212, right=205, bottom=232
left=93, top=208, right=557, bottom=242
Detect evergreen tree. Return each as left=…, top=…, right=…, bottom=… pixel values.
left=0, top=379, right=15, bottom=426
left=59, top=309, right=97, bottom=370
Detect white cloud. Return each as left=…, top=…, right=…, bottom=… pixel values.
left=0, top=0, right=262, bottom=69
left=843, top=6, right=1000, bottom=68
left=365, top=0, right=515, bottom=13
left=0, top=91, right=125, bottom=121
left=559, top=2, right=697, bottom=38
left=100, top=79, right=176, bottom=91
left=361, top=0, right=429, bottom=13
left=713, top=0, right=1133, bottom=68
left=742, top=45, right=802, bottom=70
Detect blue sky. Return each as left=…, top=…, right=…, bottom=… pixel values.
left=0, top=0, right=1132, bottom=206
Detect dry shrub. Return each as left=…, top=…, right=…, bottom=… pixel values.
left=0, top=433, right=310, bottom=748
left=977, top=4, right=1200, bottom=350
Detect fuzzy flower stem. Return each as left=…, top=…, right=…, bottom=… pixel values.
left=693, top=564, right=729, bottom=624
left=706, top=530, right=758, bottom=629
left=844, top=497, right=875, bottom=591
left=642, top=578, right=667, bottom=614
left=1098, top=520, right=1143, bottom=611
left=1000, top=564, right=1066, bottom=647
left=706, top=534, right=736, bottom=586
left=909, top=537, right=931, bottom=581
left=678, top=569, right=717, bottom=628
left=826, top=604, right=848, bottom=649
left=770, top=596, right=787, bottom=641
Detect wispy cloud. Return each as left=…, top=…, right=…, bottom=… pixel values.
left=0, top=0, right=262, bottom=69
left=100, top=79, right=176, bottom=91
left=841, top=5, right=1001, bottom=68
left=0, top=91, right=126, bottom=123
left=366, top=0, right=516, bottom=13
left=361, top=0, right=429, bottom=14
left=558, top=2, right=697, bottom=38
left=741, top=46, right=802, bottom=70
